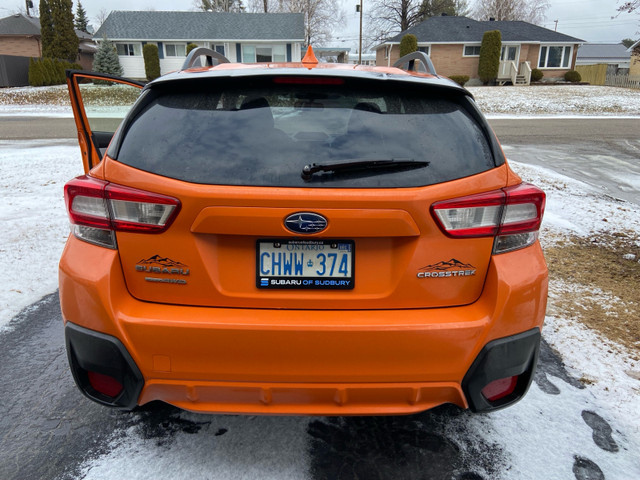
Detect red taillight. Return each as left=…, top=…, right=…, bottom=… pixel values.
left=87, top=371, right=123, bottom=398
left=481, top=375, right=518, bottom=402
left=431, top=183, right=545, bottom=253
left=64, top=175, right=181, bottom=248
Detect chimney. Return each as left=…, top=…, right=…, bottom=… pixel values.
left=489, top=17, right=495, bottom=21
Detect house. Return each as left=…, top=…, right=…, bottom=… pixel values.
left=629, top=40, right=640, bottom=76
left=576, top=43, right=631, bottom=72
left=0, top=13, right=42, bottom=58
left=0, top=13, right=96, bottom=86
left=375, top=15, right=584, bottom=85
left=94, top=11, right=305, bottom=79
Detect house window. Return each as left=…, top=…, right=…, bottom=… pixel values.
left=214, top=44, right=225, bottom=56
left=538, top=45, right=572, bottom=69
left=242, top=44, right=286, bottom=63
left=418, top=46, right=430, bottom=56
left=115, top=43, right=141, bottom=56
left=463, top=45, right=481, bottom=57
left=165, top=43, right=186, bottom=57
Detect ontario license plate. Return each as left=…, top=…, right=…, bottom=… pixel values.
left=257, top=239, right=354, bottom=289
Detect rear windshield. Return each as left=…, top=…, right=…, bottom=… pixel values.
left=115, top=78, right=496, bottom=188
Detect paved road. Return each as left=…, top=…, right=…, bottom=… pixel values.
left=2, top=116, right=640, bottom=143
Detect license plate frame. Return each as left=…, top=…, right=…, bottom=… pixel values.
left=256, top=239, right=355, bottom=290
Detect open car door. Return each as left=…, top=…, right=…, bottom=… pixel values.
left=66, top=70, right=144, bottom=173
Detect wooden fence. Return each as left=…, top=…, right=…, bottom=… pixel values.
left=576, top=64, right=607, bottom=85
left=605, top=74, right=640, bottom=90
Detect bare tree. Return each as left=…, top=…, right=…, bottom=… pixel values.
left=245, top=0, right=287, bottom=11
left=94, top=8, right=109, bottom=29
left=195, top=0, right=246, bottom=12
left=618, top=1, right=639, bottom=13
left=473, top=0, right=549, bottom=24
left=280, top=0, right=344, bottom=46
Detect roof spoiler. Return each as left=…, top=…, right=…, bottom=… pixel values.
left=181, top=47, right=230, bottom=70
left=393, top=51, right=437, bottom=76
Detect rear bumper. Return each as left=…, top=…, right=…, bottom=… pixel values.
left=59, top=236, right=547, bottom=415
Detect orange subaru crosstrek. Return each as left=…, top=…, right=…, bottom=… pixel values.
left=60, top=48, right=547, bottom=415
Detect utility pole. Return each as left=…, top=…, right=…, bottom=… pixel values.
left=554, top=20, right=558, bottom=32
left=25, top=0, right=34, bottom=16
left=358, top=0, right=363, bottom=65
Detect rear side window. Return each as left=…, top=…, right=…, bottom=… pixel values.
left=115, top=78, right=496, bottom=188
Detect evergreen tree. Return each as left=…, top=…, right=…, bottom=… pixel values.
left=75, top=1, right=89, bottom=33
left=40, top=0, right=79, bottom=62
left=93, top=37, right=124, bottom=77
left=39, top=0, right=55, bottom=58
left=54, top=0, right=79, bottom=62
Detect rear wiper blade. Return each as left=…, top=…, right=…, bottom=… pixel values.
left=301, top=159, right=429, bottom=182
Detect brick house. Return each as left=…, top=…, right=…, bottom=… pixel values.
left=0, top=13, right=96, bottom=86
left=375, top=16, right=584, bottom=85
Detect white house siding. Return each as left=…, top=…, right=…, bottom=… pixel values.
left=160, top=58, right=185, bottom=75
left=118, top=56, right=146, bottom=79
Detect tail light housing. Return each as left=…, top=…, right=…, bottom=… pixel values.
left=64, top=175, right=181, bottom=249
left=431, top=183, right=545, bottom=254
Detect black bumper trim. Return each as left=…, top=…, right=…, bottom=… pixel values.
left=65, top=322, right=144, bottom=410
left=462, top=328, right=541, bottom=413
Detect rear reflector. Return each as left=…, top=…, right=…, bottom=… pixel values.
left=87, top=371, right=124, bottom=398
left=431, top=183, right=545, bottom=254
left=64, top=175, right=181, bottom=248
left=481, top=376, right=518, bottom=402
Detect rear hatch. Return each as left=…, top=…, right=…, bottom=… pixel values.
left=103, top=74, right=507, bottom=310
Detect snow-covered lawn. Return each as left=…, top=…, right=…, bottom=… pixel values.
left=468, top=85, right=640, bottom=117
left=1, top=84, right=640, bottom=117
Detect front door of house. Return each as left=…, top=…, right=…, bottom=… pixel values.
left=499, top=45, right=520, bottom=77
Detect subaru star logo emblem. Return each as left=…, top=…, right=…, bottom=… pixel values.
left=284, top=212, right=328, bottom=234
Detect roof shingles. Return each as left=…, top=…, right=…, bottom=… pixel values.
left=385, top=16, right=584, bottom=44
left=94, top=11, right=305, bottom=41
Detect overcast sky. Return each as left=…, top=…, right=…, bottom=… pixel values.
left=2, top=0, right=638, bottom=48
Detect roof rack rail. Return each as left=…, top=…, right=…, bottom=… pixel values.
left=181, top=47, right=230, bottom=70
left=393, top=51, right=437, bottom=76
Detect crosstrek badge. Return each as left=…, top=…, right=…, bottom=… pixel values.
left=417, top=259, right=476, bottom=278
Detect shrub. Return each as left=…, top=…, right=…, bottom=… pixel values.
left=28, top=58, right=43, bottom=86
left=530, top=68, right=543, bottom=82
left=448, top=75, right=470, bottom=87
left=564, top=70, right=582, bottom=83
left=478, top=30, right=501, bottom=85
left=143, top=43, right=161, bottom=81
left=187, top=43, right=199, bottom=55
left=52, top=59, right=66, bottom=84
left=399, top=34, right=418, bottom=57
left=42, top=58, right=56, bottom=85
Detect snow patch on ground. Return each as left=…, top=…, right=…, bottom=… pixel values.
left=508, top=160, right=640, bottom=242
left=79, top=415, right=311, bottom=480
left=0, top=140, right=83, bottom=331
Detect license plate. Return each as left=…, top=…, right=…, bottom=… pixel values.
left=257, top=239, right=354, bottom=289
